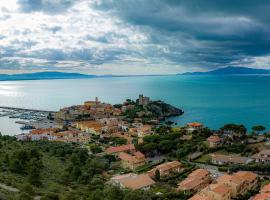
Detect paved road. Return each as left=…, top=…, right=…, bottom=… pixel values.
left=194, top=163, right=224, bottom=179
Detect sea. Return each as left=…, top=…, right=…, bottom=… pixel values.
left=0, top=75, right=270, bottom=135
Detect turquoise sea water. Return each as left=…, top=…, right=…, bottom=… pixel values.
left=0, top=75, right=270, bottom=135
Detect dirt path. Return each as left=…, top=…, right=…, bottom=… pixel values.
left=0, top=183, right=19, bottom=193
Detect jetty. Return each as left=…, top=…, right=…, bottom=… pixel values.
left=0, top=106, right=56, bottom=113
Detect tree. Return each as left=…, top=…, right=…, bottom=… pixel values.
left=220, top=124, right=247, bottom=140
left=71, top=166, right=82, bottom=181
left=103, top=185, right=124, bottom=200
left=155, top=169, right=160, bottom=181
left=87, top=189, right=104, bottom=200
left=27, top=158, right=42, bottom=186
left=41, top=193, right=59, bottom=200
left=15, top=192, right=32, bottom=200
left=123, top=190, right=152, bottom=200
left=89, top=143, right=102, bottom=154
left=143, top=143, right=157, bottom=155
left=158, top=140, right=174, bottom=153
left=22, top=183, right=35, bottom=196
left=252, top=125, right=266, bottom=134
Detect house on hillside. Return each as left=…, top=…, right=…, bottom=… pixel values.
left=111, top=173, right=155, bottom=190
left=148, top=161, right=184, bottom=178
left=118, top=151, right=146, bottom=170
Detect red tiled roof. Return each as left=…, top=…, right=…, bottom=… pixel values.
left=118, top=151, right=145, bottom=163
left=106, top=144, right=135, bottom=154
left=148, top=161, right=182, bottom=176
left=253, top=193, right=270, bottom=200
left=188, top=169, right=210, bottom=178
left=30, top=128, right=58, bottom=135
left=261, top=183, right=270, bottom=193
left=212, top=184, right=230, bottom=196
left=112, top=173, right=155, bottom=190
left=189, top=194, right=213, bottom=200
left=207, top=136, right=221, bottom=143
left=187, top=122, right=203, bottom=127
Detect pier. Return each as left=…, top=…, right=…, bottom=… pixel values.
left=0, top=106, right=56, bottom=113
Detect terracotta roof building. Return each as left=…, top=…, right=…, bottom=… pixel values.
left=76, top=121, right=104, bottom=135
left=252, top=183, right=270, bottom=200
left=189, top=194, right=214, bottom=200
left=111, top=173, right=155, bottom=190
left=29, top=128, right=59, bottom=141
left=186, top=122, right=203, bottom=133
left=189, top=171, right=257, bottom=200
left=119, top=151, right=146, bottom=170
left=105, top=144, right=135, bottom=155
left=211, top=154, right=253, bottom=165
left=260, top=183, right=270, bottom=193
left=199, top=184, right=231, bottom=200
left=216, top=171, right=258, bottom=198
left=207, top=136, right=221, bottom=147
left=178, top=169, right=211, bottom=192
left=148, top=161, right=184, bottom=178
left=252, top=193, right=270, bottom=200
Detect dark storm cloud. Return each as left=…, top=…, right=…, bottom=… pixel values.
left=20, top=47, right=138, bottom=65
left=17, top=0, right=76, bottom=14
left=94, top=0, right=270, bottom=69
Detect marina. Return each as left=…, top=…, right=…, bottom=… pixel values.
left=0, top=107, right=56, bottom=135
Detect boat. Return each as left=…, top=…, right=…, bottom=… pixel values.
left=20, top=124, right=35, bottom=130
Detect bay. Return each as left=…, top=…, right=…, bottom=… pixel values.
left=0, top=75, right=270, bottom=135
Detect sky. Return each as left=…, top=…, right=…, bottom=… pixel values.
left=0, top=0, right=270, bottom=75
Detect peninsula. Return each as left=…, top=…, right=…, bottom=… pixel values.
left=0, top=95, right=269, bottom=200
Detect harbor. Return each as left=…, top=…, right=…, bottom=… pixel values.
left=0, top=107, right=57, bottom=135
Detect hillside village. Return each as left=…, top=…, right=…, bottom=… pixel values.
left=1, top=95, right=270, bottom=199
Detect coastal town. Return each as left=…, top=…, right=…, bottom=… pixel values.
left=1, top=95, right=270, bottom=199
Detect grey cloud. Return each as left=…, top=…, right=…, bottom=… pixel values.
left=0, top=35, right=6, bottom=40
left=45, top=26, right=62, bottom=34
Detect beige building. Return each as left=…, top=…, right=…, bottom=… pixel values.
left=216, top=171, right=257, bottom=198
left=105, top=144, right=136, bottom=155
left=111, top=173, right=155, bottom=190
left=76, top=121, right=103, bottom=135
left=84, top=97, right=100, bottom=107
left=138, top=94, right=150, bottom=106
left=178, top=169, right=211, bottom=192
left=148, top=161, right=184, bottom=178
left=207, top=136, right=221, bottom=147
left=211, top=154, right=253, bottom=165
left=189, top=171, right=257, bottom=200
left=252, top=149, right=270, bottom=163
left=252, top=183, right=270, bottom=200
left=118, top=151, right=146, bottom=170
left=137, top=125, right=152, bottom=138
left=186, top=122, right=203, bottom=133
left=199, top=184, right=231, bottom=200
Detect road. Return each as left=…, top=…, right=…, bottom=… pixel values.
left=194, top=163, right=224, bottom=179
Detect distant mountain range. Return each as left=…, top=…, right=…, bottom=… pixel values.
left=0, top=71, right=166, bottom=81
left=181, top=66, right=270, bottom=75
left=1, top=67, right=269, bottom=81
left=0, top=72, right=97, bottom=81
